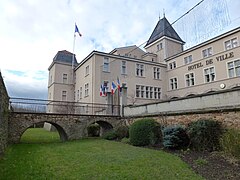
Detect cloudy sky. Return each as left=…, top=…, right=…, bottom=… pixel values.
left=0, top=0, right=239, bottom=99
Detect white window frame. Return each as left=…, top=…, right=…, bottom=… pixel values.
left=136, top=85, right=140, bottom=98
left=84, top=83, right=89, bottom=97
left=185, top=72, right=195, bottom=87
left=202, top=47, right=213, bottom=58
left=79, top=87, right=82, bottom=99
left=227, top=59, right=240, bottom=78
left=121, top=61, right=127, bottom=74
left=85, top=65, right=89, bottom=76
left=103, top=57, right=110, bottom=72
left=169, top=77, right=178, bottom=90
left=62, top=91, right=67, bottom=101
left=224, top=37, right=238, bottom=50
left=153, top=67, right=160, bottom=79
left=136, top=63, right=144, bottom=77
left=204, top=66, right=215, bottom=83
left=63, top=74, right=68, bottom=84
left=184, top=55, right=193, bottom=65
left=77, top=90, right=79, bottom=101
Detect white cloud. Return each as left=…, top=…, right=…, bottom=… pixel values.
left=0, top=0, right=239, bottom=99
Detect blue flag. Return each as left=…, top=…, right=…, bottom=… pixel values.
left=75, top=24, right=82, bottom=37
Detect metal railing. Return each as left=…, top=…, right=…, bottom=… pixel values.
left=10, top=97, right=120, bottom=116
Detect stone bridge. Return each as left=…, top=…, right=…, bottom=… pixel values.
left=8, top=112, right=124, bottom=143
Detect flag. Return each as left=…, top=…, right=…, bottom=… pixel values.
left=75, top=24, right=82, bottom=37
left=111, top=81, right=117, bottom=94
left=117, top=77, right=121, bottom=91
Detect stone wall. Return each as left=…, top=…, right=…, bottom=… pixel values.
left=124, top=110, right=240, bottom=129
left=123, top=88, right=240, bottom=129
left=0, top=72, right=9, bottom=154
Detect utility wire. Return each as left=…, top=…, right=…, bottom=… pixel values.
left=126, top=0, right=205, bottom=55
left=99, top=0, right=205, bottom=67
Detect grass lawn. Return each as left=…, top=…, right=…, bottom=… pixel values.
left=0, top=128, right=203, bottom=180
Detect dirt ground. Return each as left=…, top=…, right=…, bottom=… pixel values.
left=165, top=149, right=240, bottom=180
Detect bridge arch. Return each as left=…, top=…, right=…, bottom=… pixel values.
left=20, top=121, right=68, bottom=142
left=86, top=118, right=114, bottom=136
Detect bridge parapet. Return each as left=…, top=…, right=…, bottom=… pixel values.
left=10, top=97, right=120, bottom=116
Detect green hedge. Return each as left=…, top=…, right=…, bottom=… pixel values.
left=129, top=118, right=161, bottom=146
left=220, top=128, right=240, bottom=159
left=187, top=119, right=223, bottom=151
left=115, top=126, right=129, bottom=140
left=102, top=130, right=118, bottom=140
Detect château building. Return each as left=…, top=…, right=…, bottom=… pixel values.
left=48, top=17, right=240, bottom=111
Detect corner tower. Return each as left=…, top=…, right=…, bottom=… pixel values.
left=145, top=17, right=185, bottom=62
left=48, top=50, right=78, bottom=104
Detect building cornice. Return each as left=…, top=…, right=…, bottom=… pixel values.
left=145, top=36, right=185, bottom=49
left=165, top=26, right=240, bottom=61
left=75, top=50, right=167, bottom=71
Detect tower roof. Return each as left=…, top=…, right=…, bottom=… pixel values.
left=53, top=50, right=78, bottom=66
left=145, top=17, right=184, bottom=47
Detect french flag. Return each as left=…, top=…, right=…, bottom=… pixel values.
left=100, top=84, right=103, bottom=96
left=75, top=24, right=82, bottom=37
left=117, top=77, right=121, bottom=91
left=111, top=81, right=117, bottom=94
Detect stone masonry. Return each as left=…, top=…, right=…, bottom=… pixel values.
left=124, top=110, right=240, bottom=129
left=8, top=112, right=123, bottom=143
left=0, top=72, right=9, bottom=154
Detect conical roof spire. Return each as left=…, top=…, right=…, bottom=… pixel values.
left=145, top=17, right=184, bottom=47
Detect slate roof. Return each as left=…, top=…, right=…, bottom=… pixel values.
left=145, top=17, right=184, bottom=47
left=53, top=50, right=78, bottom=66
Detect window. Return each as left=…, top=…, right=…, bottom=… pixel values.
left=136, top=85, right=140, bottom=97
left=157, top=88, right=161, bottom=99
left=170, top=78, right=178, bottom=90
left=154, top=87, right=157, bottom=99
left=84, top=83, right=89, bottom=97
left=79, top=87, right=82, bottom=99
left=184, top=55, right=193, bottom=64
left=225, top=38, right=238, bottom=50
left=153, top=67, right=160, bottom=79
left=157, top=43, right=163, bottom=51
left=136, top=64, right=144, bottom=77
left=185, top=73, right=195, bottom=87
left=169, top=61, right=176, bottom=70
left=85, top=65, right=89, bottom=76
left=63, top=74, right=67, bottom=84
left=62, top=91, right=67, bottom=101
left=121, top=61, right=127, bottom=74
left=77, top=90, right=79, bottom=100
left=202, top=47, right=213, bottom=58
left=141, top=86, right=144, bottom=98
left=135, top=85, right=161, bottom=99
left=103, top=57, right=110, bottom=72
left=204, top=67, right=215, bottom=82
left=227, top=59, right=240, bottom=78
left=146, top=86, right=149, bottom=98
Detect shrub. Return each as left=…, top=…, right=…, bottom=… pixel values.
left=121, top=137, right=131, bottom=144
left=163, top=125, right=189, bottom=149
left=187, top=119, right=223, bottom=151
left=220, top=128, right=240, bottom=159
left=87, top=123, right=100, bottom=137
left=102, top=130, right=118, bottom=140
left=115, top=126, right=129, bottom=140
left=129, top=118, right=161, bottom=146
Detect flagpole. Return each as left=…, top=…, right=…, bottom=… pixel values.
left=72, top=24, right=76, bottom=84
left=72, top=25, right=76, bottom=70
